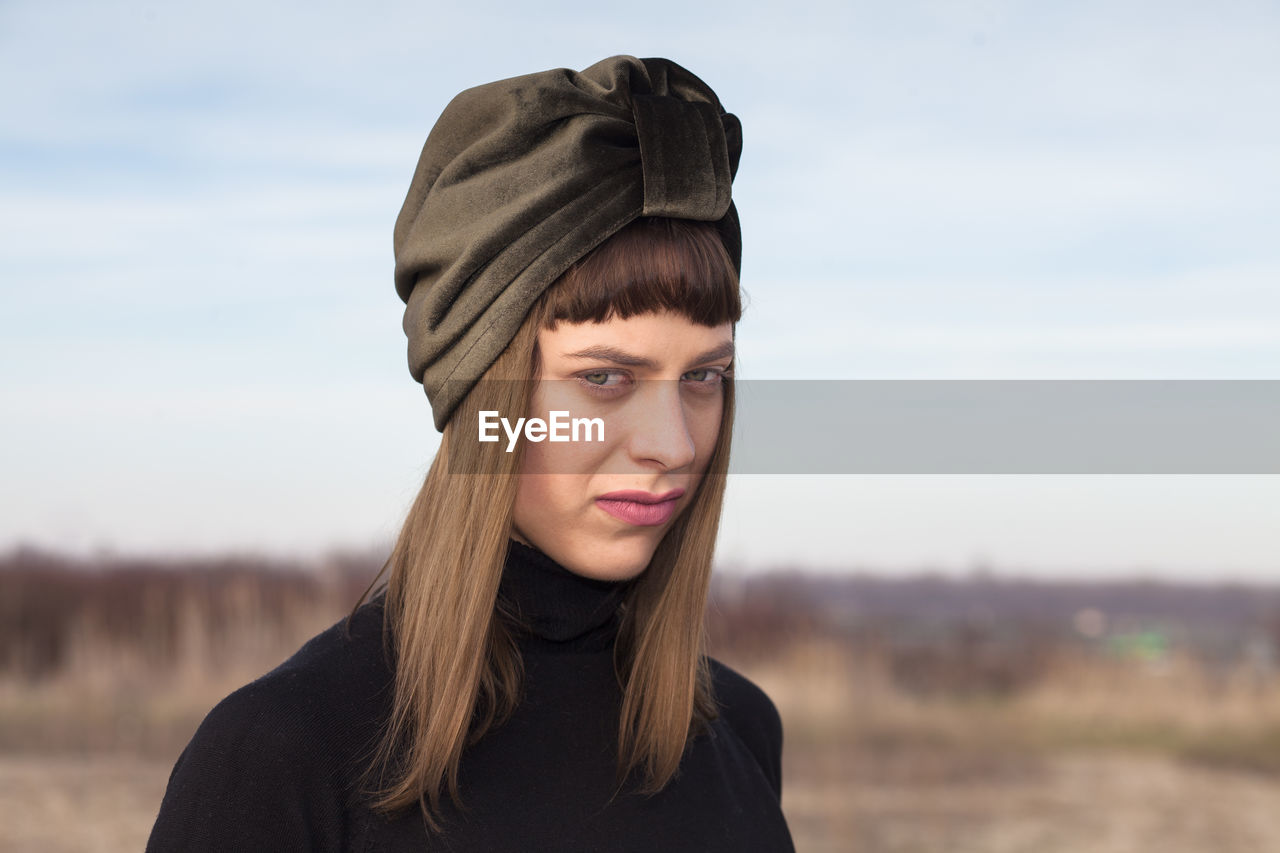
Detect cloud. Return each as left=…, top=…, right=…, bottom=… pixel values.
left=2, top=0, right=1278, bottom=569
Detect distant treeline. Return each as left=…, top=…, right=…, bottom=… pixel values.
left=0, top=546, right=377, bottom=680
left=715, top=569, right=1280, bottom=653
left=3, top=546, right=1278, bottom=697
left=707, top=568, right=1280, bottom=696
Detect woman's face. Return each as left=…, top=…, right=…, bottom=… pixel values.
left=511, top=310, right=733, bottom=581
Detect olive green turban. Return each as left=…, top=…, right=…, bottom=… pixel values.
left=393, top=55, right=743, bottom=431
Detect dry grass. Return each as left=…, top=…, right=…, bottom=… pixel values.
left=3, top=557, right=1280, bottom=852
left=0, top=755, right=169, bottom=853
left=782, top=752, right=1280, bottom=853
left=738, top=638, right=1280, bottom=852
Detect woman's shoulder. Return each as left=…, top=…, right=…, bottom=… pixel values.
left=146, top=594, right=392, bottom=851
left=705, top=656, right=785, bottom=796
left=201, top=592, right=392, bottom=744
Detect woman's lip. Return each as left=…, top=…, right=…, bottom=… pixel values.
left=595, top=496, right=680, bottom=527
left=595, top=489, right=685, bottom=527
left=596, top=488, right=686, bottom=504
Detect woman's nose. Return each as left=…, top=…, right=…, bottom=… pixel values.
left=624, top=380, right=697, bottom=471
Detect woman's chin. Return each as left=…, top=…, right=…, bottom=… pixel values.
left=558, top=534, right=661, bottom=583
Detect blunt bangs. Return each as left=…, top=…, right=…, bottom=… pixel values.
left=542, top=217, right=741, bottom=329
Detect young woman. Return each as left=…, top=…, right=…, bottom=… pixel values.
left=147, top=55, right=796, bottom=852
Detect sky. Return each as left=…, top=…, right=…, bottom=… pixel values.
left=2, top=0, right=1277, bottom=580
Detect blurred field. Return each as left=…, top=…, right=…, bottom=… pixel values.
left=3, top=546, right=1279, bottom=852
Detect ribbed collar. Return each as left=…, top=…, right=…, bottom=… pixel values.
left=497, top=539, right=632, bottom=652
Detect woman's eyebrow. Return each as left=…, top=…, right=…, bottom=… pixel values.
left=690, top=341, right=736, bottom=364
left=562, top=341, right=735, bottom=368
left=563, top=345, right=654, bottom=367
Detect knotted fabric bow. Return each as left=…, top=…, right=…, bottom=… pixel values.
left=393, top=55, right=742, bottom=431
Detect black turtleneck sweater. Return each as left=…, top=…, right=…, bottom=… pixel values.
left=146, top=541, right=796, bottom=852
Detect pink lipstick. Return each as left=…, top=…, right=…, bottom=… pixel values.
left=595, top=488, right=686, bottom=527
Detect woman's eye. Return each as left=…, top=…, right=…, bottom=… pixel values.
left=577, top=371, right=632, bottom=394
left=682, top=368, right=722, bottom=384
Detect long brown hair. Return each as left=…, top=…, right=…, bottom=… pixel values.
left=351, top=216, right=742, bottom=831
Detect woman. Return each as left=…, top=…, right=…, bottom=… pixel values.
left=147, top=55, right=796, bottom=852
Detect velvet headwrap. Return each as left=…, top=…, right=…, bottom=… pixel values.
left=393, top=55, right=743, bottom=431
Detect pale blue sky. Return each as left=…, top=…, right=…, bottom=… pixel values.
left=2, top=0, right=1277, bottom=579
